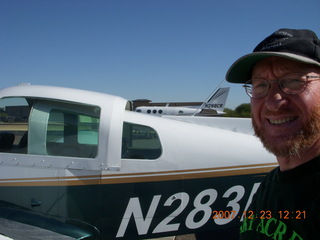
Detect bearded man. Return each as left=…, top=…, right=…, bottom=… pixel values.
left=226, top=28, right=320, bottom=239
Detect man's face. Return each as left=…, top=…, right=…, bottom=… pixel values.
left=251, top=57, right=320, bottom=158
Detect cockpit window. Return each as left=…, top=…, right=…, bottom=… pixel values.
left=46, top=109, right=99, bottom=158
left=0, top=97, right=100, bottom=158
left=0, top=97, right=30, bottom=153
left=122, top=122, right=162, bottom=160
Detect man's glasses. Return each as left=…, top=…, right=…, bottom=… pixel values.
left=243, top=74, right=320, bottom=99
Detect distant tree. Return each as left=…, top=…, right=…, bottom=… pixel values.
left=223, top=103, right=251, bottom=118
left=223, top=108, right=235, bottom=117
left=235, top=103, right=251, bottom=117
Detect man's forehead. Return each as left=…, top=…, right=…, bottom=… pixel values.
left=253, top=56, right=320, bottom=76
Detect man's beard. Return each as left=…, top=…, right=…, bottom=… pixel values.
left=252, top=105, right=320, bottom=158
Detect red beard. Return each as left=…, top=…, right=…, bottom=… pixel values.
left=252, top=105, right=320, bottom=158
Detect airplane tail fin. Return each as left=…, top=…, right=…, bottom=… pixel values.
left=194, top=87, right=230, bottom=116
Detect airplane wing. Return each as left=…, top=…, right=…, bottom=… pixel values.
left=0, top=205, right=98, bottom=240
left=0, top=218, right=74, bottom=240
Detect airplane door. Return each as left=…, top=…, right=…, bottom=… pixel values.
left=0, top=97, right=60, bottom=215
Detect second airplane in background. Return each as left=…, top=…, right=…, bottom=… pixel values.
left=135, top=87, right=230, bottom=116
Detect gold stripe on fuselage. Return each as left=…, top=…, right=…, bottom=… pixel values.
left=0, top=162, right=278, bottom=187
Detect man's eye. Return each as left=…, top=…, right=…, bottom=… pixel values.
left=283, top=78, right=304, bottom=89
left=253, top=81, right=268, bottom=89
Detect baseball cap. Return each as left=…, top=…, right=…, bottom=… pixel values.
left=226, top=28, right=320, bottom=83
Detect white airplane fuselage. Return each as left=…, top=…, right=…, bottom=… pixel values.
left=0, top=85, right=276, bottom=239
left=136, top=105, right=202, bottom=116
left=135, top=87, right=230, bottom=116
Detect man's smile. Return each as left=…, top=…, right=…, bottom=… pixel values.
left=268, top=117, right=298, bottom=125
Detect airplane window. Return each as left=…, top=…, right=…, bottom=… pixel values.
left=153, top=110, right=157, bottom=114
left=46, top=109, right=100, bottom=158
left=0, top=97, right=100, bottom=159
left=147, top=110, right=151, bottom=114
left=159, top=110, right=163, bottom=114
left=0, top=97, right=30, bottom=153
left=121, top=122, right=162, bottom=160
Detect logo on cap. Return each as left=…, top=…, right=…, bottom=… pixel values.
left=258, top=30, right=294, bottom=51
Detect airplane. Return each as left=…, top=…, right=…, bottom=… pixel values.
left=0, top=84, right=277, bottom=240
left=134, top=87, right=230, bottom=117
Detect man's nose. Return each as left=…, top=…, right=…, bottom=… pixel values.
left=264, top=82, right=288, bottom=111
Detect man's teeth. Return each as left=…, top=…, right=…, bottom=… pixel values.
left=269, top=118, right=295, bottom=125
